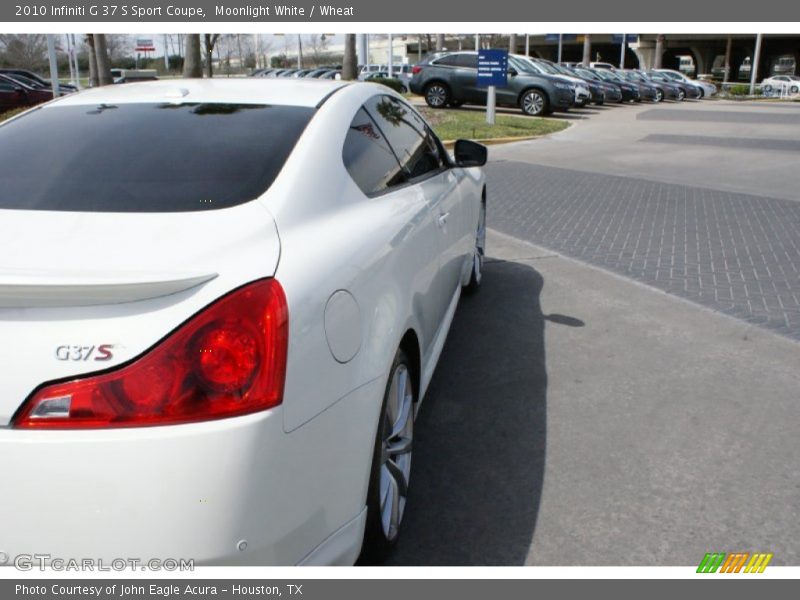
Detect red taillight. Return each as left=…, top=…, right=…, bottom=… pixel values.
left=13, top=279, right=288, bottom=429
left=412, top=65, right=422, bottom=75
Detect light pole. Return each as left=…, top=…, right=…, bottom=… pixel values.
left=388, top=33, right=393, bottom=78
left=749, top=33, right=763, bottom=95
left=46, top=34, right=61, bottom=98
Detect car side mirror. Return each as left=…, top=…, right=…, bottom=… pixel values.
left=454, top=139, right=487, bottom=167
left=508, top=67, right=518, bottom=77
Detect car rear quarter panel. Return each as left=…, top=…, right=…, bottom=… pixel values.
left=260, top=86, right=442, bottom=434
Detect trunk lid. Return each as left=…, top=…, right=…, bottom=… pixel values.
left=0, top=201, right=280, bottom=426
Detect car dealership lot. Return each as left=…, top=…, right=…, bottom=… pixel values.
left=389, top=99, right=800, bottom=565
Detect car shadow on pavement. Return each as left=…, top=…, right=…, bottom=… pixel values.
left=386, top=259, right=548, bottom=565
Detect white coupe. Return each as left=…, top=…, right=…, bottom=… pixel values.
left=0, top=79, right=487, bottom=565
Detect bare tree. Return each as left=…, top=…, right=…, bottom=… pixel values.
left=183, top=34, right=202, bottom=78
left=203, top=34, right=222, bottom=78
left=306, top=34, right=330, bottom=66
left=104, top=34, right=132, bottom=63
left=343, top=34, right=357, bottom=80
left=0, top=34, right=48, bottom=69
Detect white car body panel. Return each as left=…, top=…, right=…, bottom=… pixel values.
left=0, top=79, right=485, bottom=565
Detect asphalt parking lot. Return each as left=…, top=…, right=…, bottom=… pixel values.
left=389, top=99, right=800, bottom=565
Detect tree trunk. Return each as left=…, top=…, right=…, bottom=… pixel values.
left=509, top=34, right=517, bottom=53
left=93, top=34, right=113, bottom=86
left=205, top=35, right=214, bottom=78
left=436, top=34, right=445, bottom=51
left=183, top=34, right=202, bottom=78
left=86, top=34, right=99, bottom=88
left=342, top=34, right=357, bottom=81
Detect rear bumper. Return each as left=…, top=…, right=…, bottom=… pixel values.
left=0, top=379, right=381, bottom=566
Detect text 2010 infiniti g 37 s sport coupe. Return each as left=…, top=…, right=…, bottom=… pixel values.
left=0, top=79, right=487, bottom=565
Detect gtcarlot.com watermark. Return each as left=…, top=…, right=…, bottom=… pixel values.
left=0, top=551, right=194, bottom=571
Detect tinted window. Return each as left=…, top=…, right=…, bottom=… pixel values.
left=0, top=82, right=17, bottom=92
left=365, top=96, right=445, bottom=180
left=455, top=54, right=478, bottom=69
left=0, top=102, right=313, bottom=212
left=342, top=107, right=405, bottom=195
left=433, top=55, right=460, bottom=67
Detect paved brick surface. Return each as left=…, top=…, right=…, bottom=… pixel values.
left=637, top=108, right=800, bottom=125
left=486, top=161, right=800, bottom=340
left=642, top=134, right=800, bottom=152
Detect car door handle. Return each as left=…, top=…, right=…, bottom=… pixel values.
left=437, top=212, right=450, bottom=227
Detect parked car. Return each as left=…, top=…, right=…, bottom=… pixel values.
left=0, top=73, right=54, bottom=110
left=318, top=69, right=342, bottom=80
left=590, top=62, right=616, bottom=70
left=645, top=70, right=701, bottom=100
left=0, top=79, right=487, bottom=565
left=761, top=75, right=800, bottom=95
left=358, top=64, right=387, bottom=80
left=569, top=66, right=623, bottom=103
left=303, top=68, right=333, bottom=78
left=536, top=59, right=606, bottom=105
left=0, top=68, right=77, bottom=93
left=252, top=68, right=276, bottom=77
left=518, top=58, right=592, bottom=107
left=410, top=51, right=574, bottom=116
left=636, top=71, right=682, bottom=101
left=109, top=69, right=158, bottom=84
left=364, top=72, right=409, bottom=93
left=654, top=68, right=717, bottom=97
left=590, top=68, right=641, bottom=102
left=616, top=70, right=659, bottom=102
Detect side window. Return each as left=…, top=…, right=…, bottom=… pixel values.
left=432, top=55, right=460, bottom=67
left=342, top=107, right=405, bottom=196
left=365, top=95, right=445, bottom=181
left=0, top=82, right=17, bottom=93
left=455, top=54, right=478, bottom=69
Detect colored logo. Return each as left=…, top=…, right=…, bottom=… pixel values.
left=697, top=552, right=773, bottom=573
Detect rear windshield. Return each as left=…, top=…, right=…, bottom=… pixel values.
left=0, top=102, right=314, bottom=212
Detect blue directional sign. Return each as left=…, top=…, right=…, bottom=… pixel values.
left=477, top=49, right=509, bottom=88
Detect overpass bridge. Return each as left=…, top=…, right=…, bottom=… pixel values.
left=515, top=34, right=799, bottom=80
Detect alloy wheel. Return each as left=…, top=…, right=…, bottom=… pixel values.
left=379, top=364, right=414, bottom=541
left=522, top=90, right=545, bottom=116
left=425, top=84, right=448, bottom=108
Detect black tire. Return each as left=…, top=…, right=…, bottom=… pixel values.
left=359, top=349, right=416, bottom=564
left=791, top=86, right=799, bottom=94
left=678, top=89, right=686, bottom=101
left=654, top=89, right=664, bottom=102
left=464, top=199, right=486, bottom=294
left=423, top=82, right=450, bottom=108
left=520, top=88, right=550, bottom=116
